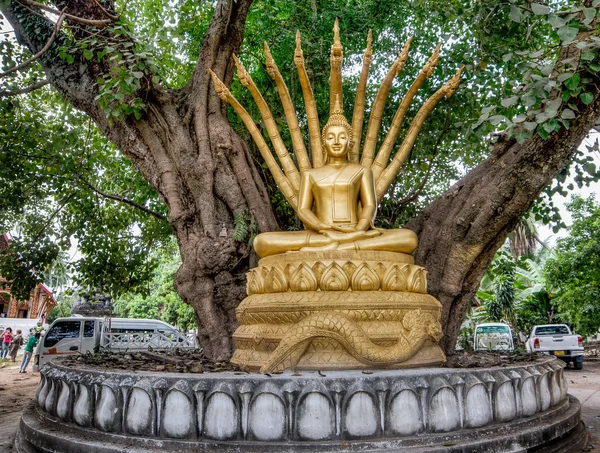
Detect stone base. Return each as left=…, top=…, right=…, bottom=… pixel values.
left=15, top=397, right=587, bottom=452
left=14, top=357, right=588, bottom=452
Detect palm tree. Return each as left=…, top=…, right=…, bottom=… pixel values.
left=514, top=255, right=559, bottom=330
left=41, top=251, right=71, bottom=296
left=508, top=214, right=549, bottom=260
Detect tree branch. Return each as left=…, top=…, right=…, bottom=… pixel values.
left=0, top=12, right=65, bottom=78
left=15, top=0, right=115, bottom=27
left=91, top=0, right=119, bottom=21
left=79, top=177, right=166, bottom=221
left=0, top=79, right=48, bottom=97
left=32, top=192, right=76, bottom=242
left=395, top=111, right=451, bottom=207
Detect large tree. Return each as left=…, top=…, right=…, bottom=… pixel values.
left=1, top=0, right=600, bottom=359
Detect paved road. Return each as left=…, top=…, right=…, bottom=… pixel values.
left=1, top=357, right=598, bottom=452
left=565, top=358, right=600, bottom=449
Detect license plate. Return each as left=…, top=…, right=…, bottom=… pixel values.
left=554, top=350, right=564, bottom=356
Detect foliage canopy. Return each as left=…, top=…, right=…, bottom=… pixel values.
left=545, top=195, right=600, bottom=339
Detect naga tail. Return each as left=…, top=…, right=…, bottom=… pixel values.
left=261, top=310, right=441, bottom=374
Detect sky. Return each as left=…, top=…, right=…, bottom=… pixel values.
left=537, top=132, right=600, bottom=246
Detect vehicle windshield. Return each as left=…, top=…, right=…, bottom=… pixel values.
left=44, top=321, right=81, bottom=347
left=535, top=326, right=569, bottom=335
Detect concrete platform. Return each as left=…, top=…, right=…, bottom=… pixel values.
left=14, top=357, right=588, bottom=452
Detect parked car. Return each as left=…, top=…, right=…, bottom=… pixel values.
left=525, top=324, right=584, bottom=370
left=474, top=323, right=515, bottom=352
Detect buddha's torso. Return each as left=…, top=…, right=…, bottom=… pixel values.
left=307, top=163, right=365, bottom=226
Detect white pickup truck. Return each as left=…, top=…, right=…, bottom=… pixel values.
left=526, top=324, right=584, bottom=370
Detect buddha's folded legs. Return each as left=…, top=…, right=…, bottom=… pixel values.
left=254, top=228, right=418, bottom=258
left=337, top=228, right=418, bottom=254
left=254, top=230, right=333, bottom=258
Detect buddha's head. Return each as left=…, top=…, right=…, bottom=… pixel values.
left=323, top=123, right=352, bottom=159
left=322, top=99, right=353, bottom=160
left=322, top=92, right=352, bottom=159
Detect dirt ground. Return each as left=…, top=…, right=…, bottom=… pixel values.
left=0, top=356, right=598, bottom=452
left=0, top=355, right=39, bottom=452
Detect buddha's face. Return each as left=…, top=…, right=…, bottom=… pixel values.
left=324, top=125, right=350, bottom=159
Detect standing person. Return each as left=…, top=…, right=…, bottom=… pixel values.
left=20, top=332, right=40, bottom=373
left=1, top=327, right=13, bottom=359
left=8, top=329, right=23, bottom=362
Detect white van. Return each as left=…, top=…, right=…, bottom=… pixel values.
left=34, top=316, right=195, bottom=369
left=474, top=323, right=515, bottom=352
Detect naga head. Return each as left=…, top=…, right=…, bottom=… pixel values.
left=403, top=309, right=443, bottom=343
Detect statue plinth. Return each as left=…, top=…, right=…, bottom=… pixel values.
left=232, top=250, right=445, bottom=372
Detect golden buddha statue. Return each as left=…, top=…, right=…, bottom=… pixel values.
left=210, top=20, right=462, bottom=373
left=254, top=101, right=419, bottom=258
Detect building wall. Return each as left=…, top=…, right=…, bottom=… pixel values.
left=0, top=234, right=56, bottom=320
left=0, top=281, right=55, bottom=320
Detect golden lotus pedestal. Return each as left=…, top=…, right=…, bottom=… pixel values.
left=232, top=250, right=445, bottom=372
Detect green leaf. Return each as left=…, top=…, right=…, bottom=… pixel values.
left=472, top=111, right=490, bottom=129
left=557, top=26, right=579, bottom=44
left=83, top=49, right=93, bottom=60
left=524, top=121, right=538, bottom=131
left=488, top=115, right=507, bottom=126
left=583, top=162, right=597, bottom=175
left=541, top=65, right=554, bottom=76
left=233, top=210, right=250, bottom=241
left=509, top=5, right=525, bottom=22
left=557, top=72, right=574, bottom=83
left=581, top=52, right=596, bottom=61
left=588, top=63, right=600, bottom=73
left=564, top=73, right=580, bottom=90
left=501, top=96, right=519, bottom=107
left=543, top=119, right=559, bottom=133
left=580, top=92, right=594, bottom=105
left=561, top=109, right=576, bottom=119
left=537, top=126, right=549, bottom=140
left=545, top=98, right=562, bottom=118
left=515, top=130, right=530, bottom=144
left=548, top=14, right=566, bottom=28
left=583, top=7, right=597, bottom=24
left=531, top=3, right=549, bottom=15
left=132, top=71, right=144, bottom=79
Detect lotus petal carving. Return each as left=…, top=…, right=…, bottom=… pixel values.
left=247, top=269, right=264, bottom=295
left=264, top=266, right=288, bottom=293
left=408, top=268, right=427, bottom=293
left=320, top=262, right=349, bottom=291
left=290, top=263, right=318, bottom=292
left=382, top=264, right=410, bottom=291
left=342, top=262, right=357, bottom=282
left=351, top=263, right=380, bottom=291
